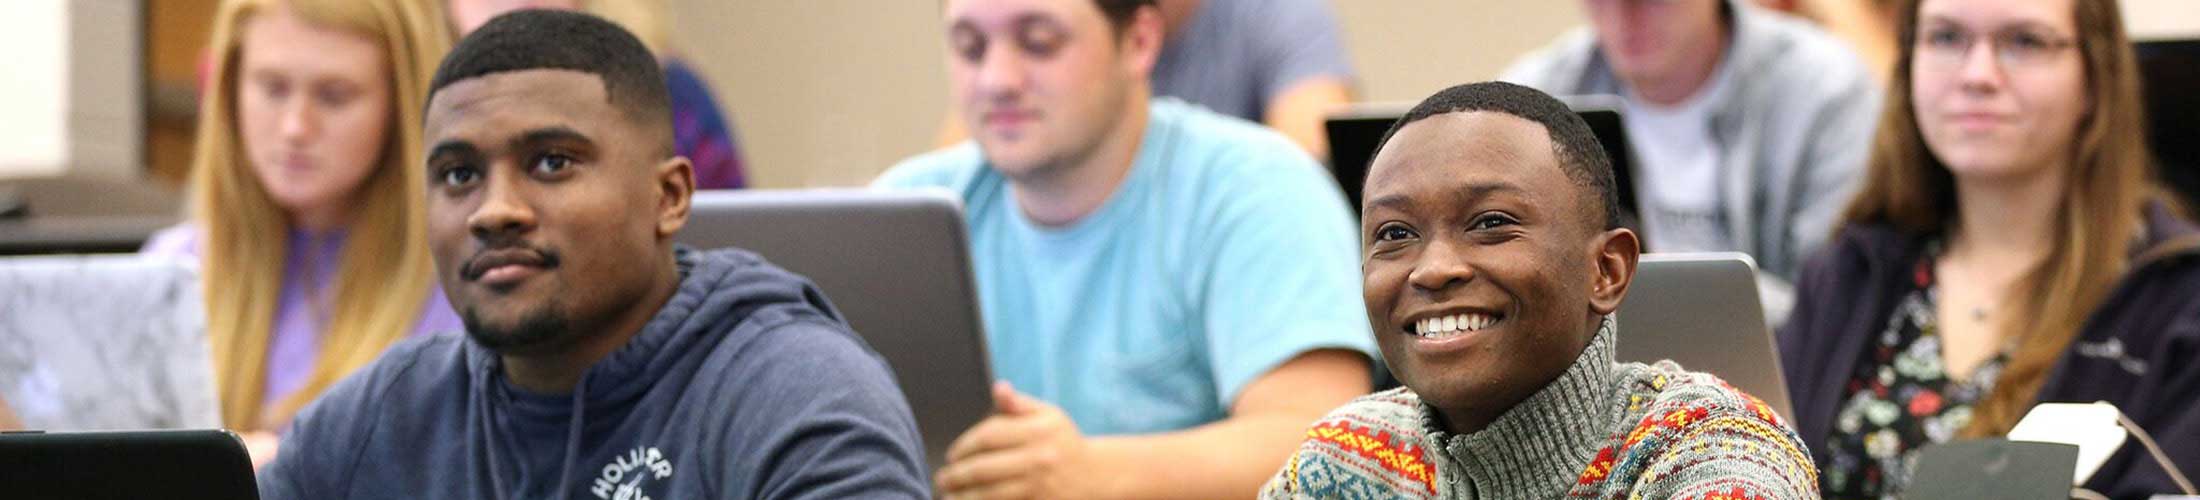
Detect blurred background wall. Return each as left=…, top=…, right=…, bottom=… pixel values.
left=110, top=0, right=2200, bottom=189
left=663, top=0, right=1587, bottom=188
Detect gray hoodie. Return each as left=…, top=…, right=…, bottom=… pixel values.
left=1500, top=0, right=1880, bottom=299
left=256, top=247, right=929, bottom=499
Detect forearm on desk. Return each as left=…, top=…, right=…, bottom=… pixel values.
left=1084, top=412, right=1327, bottom=500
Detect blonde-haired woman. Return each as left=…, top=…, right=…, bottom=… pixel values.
left=1779, top=0, right=2200, bottom=497
left=143, top=0, right=458, bottom=464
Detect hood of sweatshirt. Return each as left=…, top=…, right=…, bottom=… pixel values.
left=461, top=245, right=850, bottom=499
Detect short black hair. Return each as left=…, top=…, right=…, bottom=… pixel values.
left=1374, top=81, right=1619, bottom=229
left=1095, top=0, right=1157, bottom=32
left=428, top=9, right=672, bottom=155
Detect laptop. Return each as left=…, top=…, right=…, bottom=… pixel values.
left=1614, top=252, right=1795, bottom=422
left=679, top=189, right=992, bottom=469
left=1322, top=95, right=1646, bottom=242
left=1905, top=439, right=2081, bottom=499
left=0, top=429, right=258, bottom=499
left=0, top=255, right=219, bottom=431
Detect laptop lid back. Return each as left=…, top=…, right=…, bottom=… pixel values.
left=679, top=189, right=992, bottom=469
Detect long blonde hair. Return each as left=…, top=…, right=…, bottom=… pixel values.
left=191, top=0, right=450, bottom=431
left=1842, top=0, right=2157, bottom=436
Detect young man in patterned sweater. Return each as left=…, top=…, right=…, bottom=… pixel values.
left=1261, top=82, right=1818, bottom=499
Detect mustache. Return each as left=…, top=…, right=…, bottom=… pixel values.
left=459, top=241, right=562, bottom=281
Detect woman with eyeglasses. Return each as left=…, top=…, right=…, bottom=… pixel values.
left=1777, top=0, right=2200, bottom=498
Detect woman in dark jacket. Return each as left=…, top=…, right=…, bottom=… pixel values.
left=1777, top=0, right=2199, bottom=498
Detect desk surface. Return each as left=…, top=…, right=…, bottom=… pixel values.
left=0, top=177, right=181, bottom=255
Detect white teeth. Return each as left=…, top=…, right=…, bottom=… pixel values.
left=1412, top=313, right=1500, bottom=338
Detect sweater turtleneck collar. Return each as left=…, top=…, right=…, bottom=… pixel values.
left=1418, top=317, right=1623, bottom=498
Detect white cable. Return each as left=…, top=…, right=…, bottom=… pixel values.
left=2114, top=409, right=2196, bottom=495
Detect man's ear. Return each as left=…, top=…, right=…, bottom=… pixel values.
left=655, top=155, right=695, bottom=238
left=1588, top=227, right=1640, bottom=316
left=1119, top=5, right=1166, bottom=80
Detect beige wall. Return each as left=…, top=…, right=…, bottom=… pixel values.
left=663, top=0, right=2200, bottom=188
left=663, top=1, right=952, bottom=188
left=663, top=1, right=1589, bottom=189
left=1334, top=2, right=1584, bottom=105
left=2127, top=0, right=2200, bottom=40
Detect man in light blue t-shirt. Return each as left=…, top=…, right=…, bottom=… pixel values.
left=877, top=0, right=1376, bottom=498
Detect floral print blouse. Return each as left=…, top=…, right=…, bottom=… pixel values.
left=1821, top=245, right=2009, bottom=499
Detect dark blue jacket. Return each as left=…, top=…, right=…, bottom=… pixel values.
left=1780, top=204, right=2200, bottom=499
left=257, top=247, right=929, bottom=499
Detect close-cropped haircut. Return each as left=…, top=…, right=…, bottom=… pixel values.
left=1374, top=81, right=1620, bottom=229
left=428, top=9, right=672, bottom=155
left=1095, top=0, right=1157, bottom=33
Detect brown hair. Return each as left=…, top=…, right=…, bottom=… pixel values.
left=1094, top=0, right=1158, bottom=32
left=193, top=0, right=450, bottom=431
left=1842, top=0, right=2156, bottom=436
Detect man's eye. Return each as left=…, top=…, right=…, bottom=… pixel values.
left=438, top=166, right=480, bottom=187
left=1016, top=26, right=1065, bottom=58
left=1469, top=215, right=1517, bottom=231
left=951, top=30, right=986, bottom=62
left=532, top=154, right=573, bottom=174
left=1374, top=224, right=1417, bottom=242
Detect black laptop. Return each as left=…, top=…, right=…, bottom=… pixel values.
left=1322, top=94, right=1644, bottom=236
left=0, top=429, right=257, bottom=499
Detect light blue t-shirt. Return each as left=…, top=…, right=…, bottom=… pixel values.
left=875, top=98, right=1376, bottom=435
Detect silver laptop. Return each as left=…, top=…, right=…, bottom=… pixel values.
left=0, top=254, right=218, bottom=431
left=1615, top=252, right=1795, bottom=422
left=679, top=189, right=992, bottom=469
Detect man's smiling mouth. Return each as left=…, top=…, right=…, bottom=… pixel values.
left=1407, top=312, right=1504, bottom=339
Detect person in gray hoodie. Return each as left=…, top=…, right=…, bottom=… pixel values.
left=1501, top=0, right=1881, bottom=322
left=253, top=10, right=929, bottom=499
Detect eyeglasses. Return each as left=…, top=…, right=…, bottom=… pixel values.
left=1914, top=25, right=2077, bottom=69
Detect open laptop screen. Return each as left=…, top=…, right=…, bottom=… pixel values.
left=0, top=255, right=216, bottom=431
left=1322, top=96, right=1642, bottom=229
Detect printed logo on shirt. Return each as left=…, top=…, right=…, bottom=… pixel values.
left=589, top=446, right=674, bottom=500
left=2072, top=338, right=2148, bottom=376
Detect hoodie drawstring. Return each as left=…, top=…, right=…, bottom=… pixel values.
left=479, top=365, right=513, bottom=500
left=552, top=373, right=590, bottom=500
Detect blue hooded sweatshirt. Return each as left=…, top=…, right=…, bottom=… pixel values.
left=256, top=247, right=930, bottom=499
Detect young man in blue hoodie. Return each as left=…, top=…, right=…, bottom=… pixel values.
left=253, top=10, right=929, bottom=499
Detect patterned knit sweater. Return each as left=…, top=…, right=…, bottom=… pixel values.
left=1262, top=320, right=1818, bottom=499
